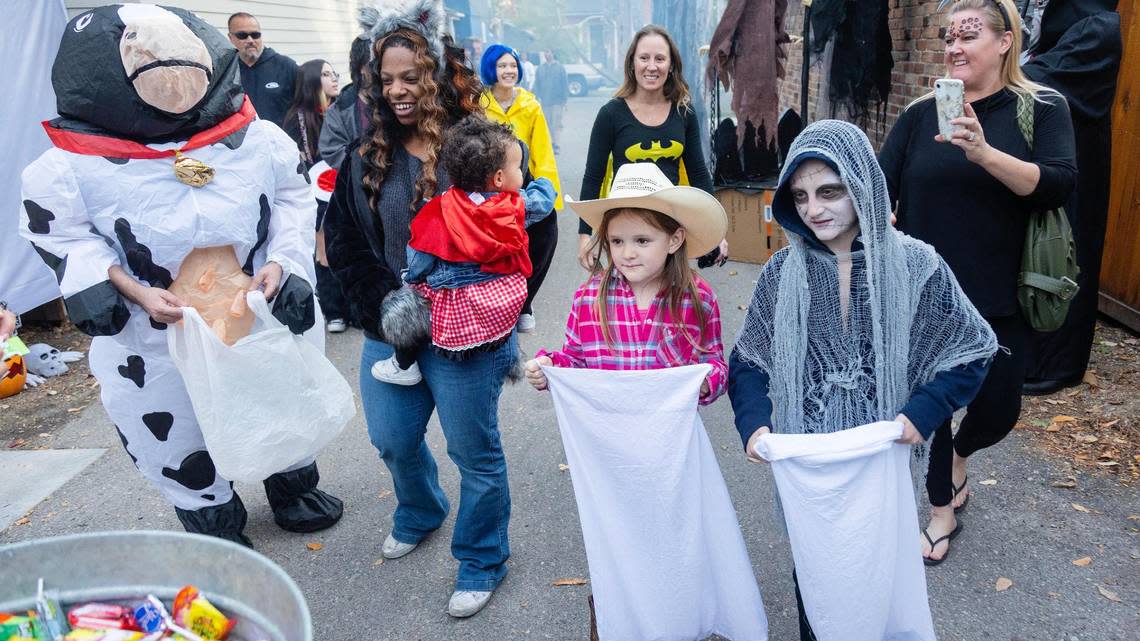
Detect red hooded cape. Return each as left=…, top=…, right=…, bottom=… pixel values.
left=409, top=188, right=533, bottom=278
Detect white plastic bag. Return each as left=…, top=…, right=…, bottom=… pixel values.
left=752, top=421, right=937, bottom=641
left=544, top=364, right=768, bottom=641
left=168, top=291, right=355, bottom=483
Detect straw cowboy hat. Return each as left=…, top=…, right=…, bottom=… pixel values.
left=566, top=163, right=728, bottom=256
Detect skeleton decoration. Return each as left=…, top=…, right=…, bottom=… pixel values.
left=25, top=343, right=85, bottom=378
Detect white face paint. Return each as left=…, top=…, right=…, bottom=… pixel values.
left=789, top=159, right=860, bottom=253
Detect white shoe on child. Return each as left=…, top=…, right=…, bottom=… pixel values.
left=371, top=356, right=423, bottom=385
left=516, top=313, right=536, bottom=333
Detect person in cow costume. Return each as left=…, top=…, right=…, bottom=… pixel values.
left=19, top=4, right=343, bottom=546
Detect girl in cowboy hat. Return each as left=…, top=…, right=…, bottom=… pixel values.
left=525, top=161, right=729, bottom=400
left=525, top=161, right=749, bottom=639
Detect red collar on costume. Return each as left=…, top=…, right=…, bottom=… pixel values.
left=42, top=96, right=257, bottom=159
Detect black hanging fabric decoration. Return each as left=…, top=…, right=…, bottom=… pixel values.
left=826, top=0, right=893, bottom=126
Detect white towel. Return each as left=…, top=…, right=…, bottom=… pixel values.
left=753, top=421, right=937, bottom=641
left=544, top=364, right=768, bottom=641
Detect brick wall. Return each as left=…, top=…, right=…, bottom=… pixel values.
left=776, top=0, right=947, bottom=148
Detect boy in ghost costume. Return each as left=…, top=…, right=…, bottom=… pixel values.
left=19, top=4, right=343, bottom=546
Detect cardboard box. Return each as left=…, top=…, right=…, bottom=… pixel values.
left=716, top=188, right=786, bottom=264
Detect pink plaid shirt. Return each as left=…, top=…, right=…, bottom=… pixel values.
left=538, top=270, right=728, bottom=405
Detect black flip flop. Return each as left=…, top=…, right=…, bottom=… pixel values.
left=952, top=475, right=970, bottom=514
left=922, top=522, right=963, bottom=567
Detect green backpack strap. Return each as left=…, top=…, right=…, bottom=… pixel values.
left=1015, top=92, right=1035, bottom=149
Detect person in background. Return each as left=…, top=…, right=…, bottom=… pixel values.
left=0, top=305, right=16, bottom=379
left=519, top=51, right=536, bottom=91
left=283, top=59, right=350, bottom=334
left=320, top=36, right=373, bottom=170
left=577, top=25, right=727, bottom=271
left=480, top=43, right=562, bottom=334
left=877, top=0, right=1076, bottom=565
left=532, top=50, right=569, bottom=153
left=228, top=12, right=297, bottom=127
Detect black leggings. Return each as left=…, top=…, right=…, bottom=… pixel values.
left=793, top=569, right=818, bottom=640
left=926, top=314, right=1030, bottom=507
left=523, top=213, right=559, bottom=315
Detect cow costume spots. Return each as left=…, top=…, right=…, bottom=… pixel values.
left=19, top=4, right=341, bottom=546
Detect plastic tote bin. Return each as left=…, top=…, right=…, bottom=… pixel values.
left=0, top=530, right=311, bottom=641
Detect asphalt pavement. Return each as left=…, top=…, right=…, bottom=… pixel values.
left=2, top=95, right=1137, bottom=641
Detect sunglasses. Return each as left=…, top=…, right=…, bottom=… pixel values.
left=231, top=31, right=261, bottom=40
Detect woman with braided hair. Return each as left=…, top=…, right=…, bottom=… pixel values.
left=323, top=0, right=516, bottom=618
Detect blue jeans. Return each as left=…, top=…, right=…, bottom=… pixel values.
left=359, top=336, right=517, bottom=591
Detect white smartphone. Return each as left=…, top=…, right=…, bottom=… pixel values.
left=934, top=79, right=964, bottom=141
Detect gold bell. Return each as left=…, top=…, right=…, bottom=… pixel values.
left=173, top=150, right=215, bottom=187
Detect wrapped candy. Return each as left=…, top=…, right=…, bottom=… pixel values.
left=171, top=587, right=233, bottom=641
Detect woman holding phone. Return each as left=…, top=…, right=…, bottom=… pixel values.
left=878, top=0, right=1076, bottom=566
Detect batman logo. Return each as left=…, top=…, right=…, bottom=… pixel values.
left=625, top=140, right=683, bottom=163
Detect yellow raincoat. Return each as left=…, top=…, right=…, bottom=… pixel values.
left=480, top=87, right=563, bottom=210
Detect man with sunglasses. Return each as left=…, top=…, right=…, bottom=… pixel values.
left=228, top=12, right=297, bottom=127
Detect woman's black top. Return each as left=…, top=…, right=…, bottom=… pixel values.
left=579, top=98, right=713, bottom=235
left=878, top=88, right=1076, bottom=317
left=322, top=141, right=449, bottom=340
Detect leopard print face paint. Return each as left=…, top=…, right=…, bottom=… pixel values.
left=947, top=16, right=984, bottom=41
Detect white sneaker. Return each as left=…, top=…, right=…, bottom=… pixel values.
left=447, top=589, right=494, bottom=618
left=371, top=357, right=422, bottom=385
left=381, top=533, right=418, bottom=559
left=516, top=313, right=536, bottom=333
left=326, top=318, right=347, bottom=333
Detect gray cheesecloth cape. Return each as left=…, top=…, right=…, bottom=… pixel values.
left=734, top=120, right=998, bottom=442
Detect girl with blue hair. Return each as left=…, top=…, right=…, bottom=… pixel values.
left=479, top=43, right=562, bottom=335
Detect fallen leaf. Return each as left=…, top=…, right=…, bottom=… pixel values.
left=1100, top=419, right=1121, bottom=429
left=1045, top=399, right=1067, bottom=405
left=373, top=558, right=384, bottom=566
left=1072, top=556, right=1092, bottom=566
left=1072, top=503, right=1091, bottom=513
left=1127, top=515, right=1140, bottom=521
left=66, top=407, right=82, bottom=413
left=552, top=578, right=588, bottom=587
left=1051, top=477, right=1078, bottom=489
left=46, top=390, right=58, bottom=396
left=378, top=490, right=393, bottom=499
left=979, top=478, right=998, bottom=486
left=1097, top=586, right=1122, bottom=603
left=558, top=463, right=570, bottom=472
left=14, top=517, right=30, bottom=526
left=1045, top=423, right=1063, bottom=433
left=1097, top=461, right=1120, bottom=467
left=306, top=542, right=323, bottom=551
left=8, top=438, right=26, bottom=448
left=1052, top=415, right=1078, bottom=423
left=995, top=577, right=1013, bottom=592
left=1099, top=340, right=1119, bottom=347
left=1082, top=371, right=1099, bottom=387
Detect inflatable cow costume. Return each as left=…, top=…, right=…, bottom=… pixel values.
left=19, top=4, right=342, bottom=545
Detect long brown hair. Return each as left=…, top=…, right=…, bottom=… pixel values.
left=613, top=25, right=692, bottom=112
left=585, top=207, right=707, bottom=350
left=359, top=30, right=481, bottom=213
left=283, top=59, right=331, bottom=162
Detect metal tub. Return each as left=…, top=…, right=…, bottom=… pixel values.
left=0, top=531, right=311, bottom=641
